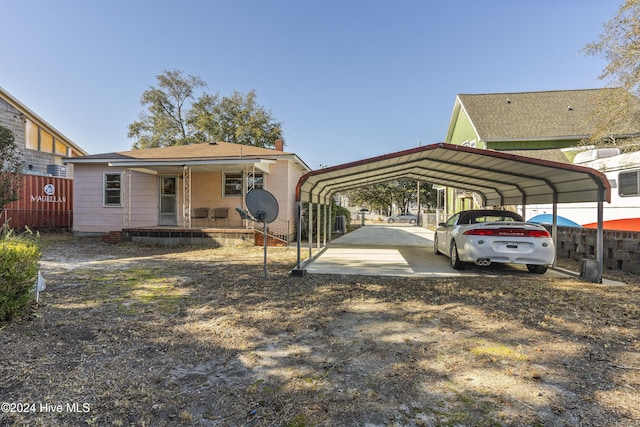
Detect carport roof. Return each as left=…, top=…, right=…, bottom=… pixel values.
left=296, top=143, right=611, bottom=206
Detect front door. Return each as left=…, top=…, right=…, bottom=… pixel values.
left=159, top=176, right=178, bottom=226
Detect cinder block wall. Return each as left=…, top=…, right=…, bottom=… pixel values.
left=551, top=226, right=640, bottom=274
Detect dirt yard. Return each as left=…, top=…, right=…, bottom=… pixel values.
left=1, top=233, right=639, bottom=426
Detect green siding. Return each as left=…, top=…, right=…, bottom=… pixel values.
left=446, top=109, right=481, bottom=146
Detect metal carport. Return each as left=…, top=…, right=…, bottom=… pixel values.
left=294, top=143, right=611, bottom=282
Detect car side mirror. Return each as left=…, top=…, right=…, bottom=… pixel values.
left=438, top=222, right=445, bottom=227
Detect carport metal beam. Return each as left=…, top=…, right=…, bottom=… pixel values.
left=294, top=143, right=611, bottom=282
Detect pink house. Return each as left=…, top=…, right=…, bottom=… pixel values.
left=64, top=140, right=311, bottom=244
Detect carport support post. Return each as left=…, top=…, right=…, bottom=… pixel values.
left=296, top=201, right=302, bottom=269
left=322, top=203, right=327, bottom=247
left=597, top=198, right=604, bottom=283
left=317, top=202, right=321, bottom=251
left=552, top=195, right=558, bottom=267
left=327, top=202, right=332, bottom=244
left=308, top=201, right=313, bottom=259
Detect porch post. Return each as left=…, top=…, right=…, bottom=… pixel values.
left=123, top=168, right=131, bottom=228
left=183, top=166, right=192, bottom=228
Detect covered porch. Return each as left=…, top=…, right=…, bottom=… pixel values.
left=116, top=159, right=275, bottom=230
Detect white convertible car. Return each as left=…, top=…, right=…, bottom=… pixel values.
left=434, top=209, right=555, bottom=274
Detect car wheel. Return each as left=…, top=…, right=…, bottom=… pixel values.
left=450, top=241, right=466, bottom=270
left=434, top=234, right=441, bottom=255
left=410, top=218, right=416, bottom=224
left=387, top=218, right=394, bottom=223
left=527, top=264, right=548, bottom=274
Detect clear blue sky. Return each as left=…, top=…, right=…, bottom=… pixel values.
left=0, top=0, right=621, bottom=169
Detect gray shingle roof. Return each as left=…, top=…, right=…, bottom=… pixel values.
left=458, top=88, right=640, bottom=141
left=500, top=148, right=571, bottom=163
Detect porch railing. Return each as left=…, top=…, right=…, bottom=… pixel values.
left=249, top=217, right=290, bottom=244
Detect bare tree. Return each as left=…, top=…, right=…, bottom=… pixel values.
left=582, top=1, right=640, bottom=151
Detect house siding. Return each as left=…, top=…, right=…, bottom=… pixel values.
left=72, top=159, right=305, bottom=235
left=129, top=171, right=159, bottom=227
left=268, top=161, right=296, bottom=228
left=190, top=171, right=245, bottom=227
left=446, top=108, right=481, bottom=147
left=486, top=139, right=579, bottom=150
left=66, top=139, right=311, bottom=241
left=73, top=165, right=158, bottom=233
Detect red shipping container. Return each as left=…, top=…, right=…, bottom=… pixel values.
left=1, top=175, right=73, bottom=230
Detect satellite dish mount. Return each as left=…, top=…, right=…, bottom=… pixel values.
left=235, top=189, right=280, bottom=279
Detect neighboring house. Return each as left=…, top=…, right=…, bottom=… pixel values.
left=63, top=140, right=311, bottom=240
left=1, top=86, right=88, bottom=177
left=443, top=88, right=640, bottom=213
left=1, top=86, right=89, bottom=229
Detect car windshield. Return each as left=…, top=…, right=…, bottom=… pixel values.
left=456, top=211, right=524, bottom=225
left=473, top=214, right=522, bottom=223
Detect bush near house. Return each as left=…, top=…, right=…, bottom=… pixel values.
left=0, top=230, right=40, bottom=321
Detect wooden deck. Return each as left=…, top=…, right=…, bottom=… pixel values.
left=120, top=226, right=256, bottom=247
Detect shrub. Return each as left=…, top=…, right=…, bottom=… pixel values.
left=0, top=229, right=40, bottom=321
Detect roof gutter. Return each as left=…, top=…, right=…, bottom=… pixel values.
left=106, top=158, right=276, bottom=168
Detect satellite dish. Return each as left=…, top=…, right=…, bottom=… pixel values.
left=246, top=189, right=279, bottom=224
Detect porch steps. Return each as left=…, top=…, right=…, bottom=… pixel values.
left=254, top=229, right=288, bottom=247
left=101, top=230, right=123, bottom=244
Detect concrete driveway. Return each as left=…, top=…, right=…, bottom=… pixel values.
left=303, top=224, right=571, bottom=278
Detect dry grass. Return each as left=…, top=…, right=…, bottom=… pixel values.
left=0, top=233, right=639, bottom=426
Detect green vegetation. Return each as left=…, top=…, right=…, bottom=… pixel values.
left=0, top=125, right=25, bottom=217
left=128, top=69, right=283, bottom=149
left=0, top=227, right=40, bottom=321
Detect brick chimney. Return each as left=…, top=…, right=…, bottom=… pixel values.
left=275, top=139, right=284, bottom=151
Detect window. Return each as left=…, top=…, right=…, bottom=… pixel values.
left=223, top=171, right=265, bottom=197
left=445, top=213, right=459, bottom=227
left=223, top=172, right=243, bottom=197
left=104, top=173, right=122, bottom=206
left=54, top=139, right=67, bottom=155
left=247, top=172, right=264, bottom=190
left=619, top=170, right=640, bottom=197
left=25, top=121, right=39, bottom=150
left=40, top=129, right=53, bottom=153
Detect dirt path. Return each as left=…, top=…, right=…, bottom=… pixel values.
left=1, top=234, right=639, bottom=426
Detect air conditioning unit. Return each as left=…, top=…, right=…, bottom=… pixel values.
left=47, top=164, right=68, bottom=177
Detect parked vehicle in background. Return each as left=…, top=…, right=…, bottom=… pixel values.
left=434, top=209, right=555, bottom=274
left=387, top=213, right=417, bottom=224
